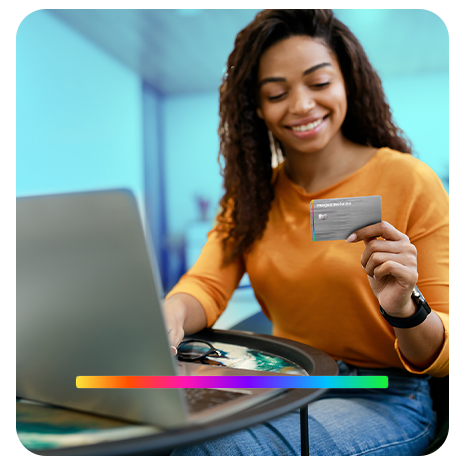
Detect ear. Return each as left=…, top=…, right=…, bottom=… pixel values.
left=256, top=107, right=264, bottom=119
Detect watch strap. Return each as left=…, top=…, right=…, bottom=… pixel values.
left=379, top=286, right=431, bottom=329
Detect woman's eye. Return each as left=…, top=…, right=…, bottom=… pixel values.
left=268, top=93, right=285, bottom=101
left=313, top=82, right=330, bottom=88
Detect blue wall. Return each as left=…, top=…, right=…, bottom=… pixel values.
left=16, top=10, right=144, bottom=203
left=163, top=92, right=222, bottom=237
left=382, top=71, right=449, bottom=181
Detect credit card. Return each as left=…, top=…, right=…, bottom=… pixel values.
left=310, top=196, right=382, bottom=241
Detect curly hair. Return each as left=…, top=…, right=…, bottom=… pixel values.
left=217, top=9, right=412, bottom=265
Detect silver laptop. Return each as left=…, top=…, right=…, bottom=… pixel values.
left=16, top=189, right=301, bottom=428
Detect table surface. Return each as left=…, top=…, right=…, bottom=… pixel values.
left=17, top=329, right=339, bottom=456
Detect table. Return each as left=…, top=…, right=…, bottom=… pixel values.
left=17, top=329, right=339, bottom=456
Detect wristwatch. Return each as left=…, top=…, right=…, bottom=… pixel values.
left=379, top=286, right=431, bottom=329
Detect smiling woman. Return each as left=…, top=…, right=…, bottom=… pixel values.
left=257, top=42, right=343, bottom=150
left=163, top=9, right=448, bottom=456
left=212, top=11, right=414, bottom=265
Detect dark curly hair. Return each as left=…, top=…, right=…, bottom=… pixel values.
left=217, top=9, right=412, bottom=265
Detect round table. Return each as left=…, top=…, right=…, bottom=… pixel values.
left=20, top=329, right=339, bottom=456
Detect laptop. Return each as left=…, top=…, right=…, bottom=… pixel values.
left=16, top=189, right=303, bottom=429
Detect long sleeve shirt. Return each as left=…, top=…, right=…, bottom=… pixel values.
left=166, top=148, right=449, bottom=377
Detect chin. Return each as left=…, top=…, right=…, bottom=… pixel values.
left=287, top=139, right=331, bottom=156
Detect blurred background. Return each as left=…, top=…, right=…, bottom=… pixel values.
left=16, top=9, right=449, bottom=327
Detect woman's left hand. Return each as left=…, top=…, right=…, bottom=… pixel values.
left=346, top=221, right=418, bottom=317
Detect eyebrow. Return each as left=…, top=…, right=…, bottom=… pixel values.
left=258, top=62, right=332, bottom=88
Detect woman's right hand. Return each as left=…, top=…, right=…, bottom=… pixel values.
left=163, top=300, right=186, bottom=355
left=162, top=293, right=208, bottom=356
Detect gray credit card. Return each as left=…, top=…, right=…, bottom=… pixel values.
left=311, top=196, right=382, bottom=241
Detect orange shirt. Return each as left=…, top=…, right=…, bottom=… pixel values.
left=166, top=148, right=449, bottom=377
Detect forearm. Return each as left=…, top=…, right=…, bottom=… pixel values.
left=394, top=301, right=445, bottom=369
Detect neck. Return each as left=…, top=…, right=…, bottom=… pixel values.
left=282, top=134, right=371, bottom=193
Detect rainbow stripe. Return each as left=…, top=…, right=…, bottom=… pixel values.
left=311, top=200, right=315, bottom=241
left=76, top=376, right=388, bottom=389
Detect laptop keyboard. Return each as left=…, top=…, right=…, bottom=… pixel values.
left=184, top=388, right=247, bottom=414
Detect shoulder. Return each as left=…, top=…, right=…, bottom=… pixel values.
left=373, top=148, right=448, bottom=237
left=373, top=147, right=446, bottom=193
left=375, top=147, right=436, bottom=177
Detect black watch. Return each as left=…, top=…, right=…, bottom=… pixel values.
left=379, top=286, right=431, bottom=329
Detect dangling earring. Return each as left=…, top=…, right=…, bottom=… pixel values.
left=268, top=130, right=284, bottom=167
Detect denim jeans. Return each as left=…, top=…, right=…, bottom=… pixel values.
left=171, top=362, right=437, bottom=456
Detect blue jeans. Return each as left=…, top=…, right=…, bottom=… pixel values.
left=171, top=362, right=437, bottom=456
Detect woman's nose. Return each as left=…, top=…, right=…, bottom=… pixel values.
left=289, top=87, right=316, bottom=115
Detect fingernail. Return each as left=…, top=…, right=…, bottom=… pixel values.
left=346, top=233, right=357, bottom=243
left=171, top=346, right=177, bottom=355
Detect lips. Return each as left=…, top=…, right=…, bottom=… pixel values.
left=283, top=115, right=329, bottom=139
left=288, top=118, right=324, bottom=132
left=285, top=115, right=328, bottom=132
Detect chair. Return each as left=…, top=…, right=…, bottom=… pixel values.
left=423, top=375, right=449, bottom=454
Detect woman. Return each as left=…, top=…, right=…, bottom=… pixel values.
left=163, top=9, right=448, bottom=455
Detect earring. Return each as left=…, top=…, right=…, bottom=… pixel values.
left=268, top=130, right=284, bottom=167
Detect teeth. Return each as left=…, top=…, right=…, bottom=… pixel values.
left=290, top=118, right=323, bottom=132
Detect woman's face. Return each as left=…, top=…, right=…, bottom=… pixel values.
left=256, top=35, right=348, bottom=157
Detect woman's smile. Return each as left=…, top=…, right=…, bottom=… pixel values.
left=256, top=36, right=348, bottom=157
left=285, top=115, right=329, bottom=138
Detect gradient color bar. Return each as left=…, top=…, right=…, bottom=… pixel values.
left=76, top=376, right=388, bottom=389
left=311, top=200, right=315, bottom=241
